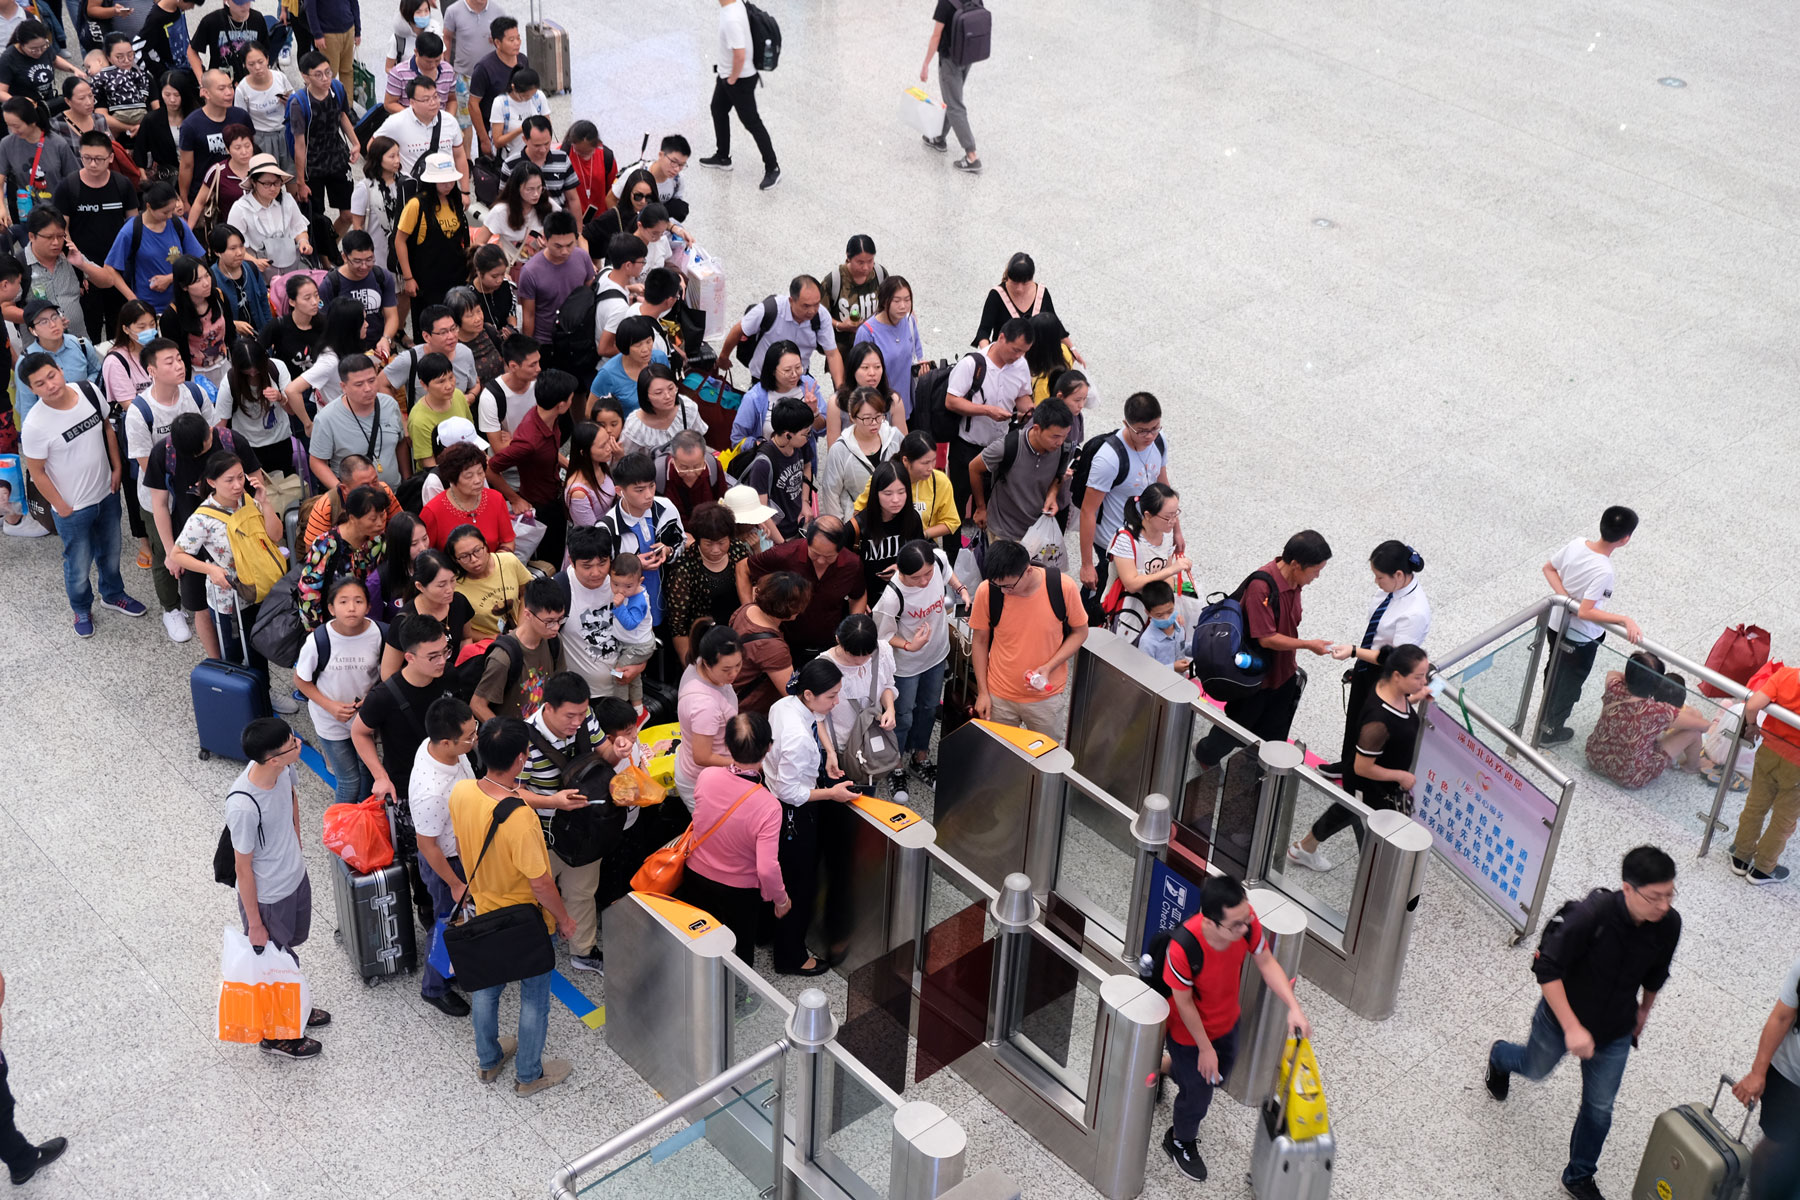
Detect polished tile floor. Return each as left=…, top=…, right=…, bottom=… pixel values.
left=2, top=0, right=1797, bottom=1197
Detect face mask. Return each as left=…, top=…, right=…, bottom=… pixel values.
left=1151, top=615, right=1179, bottom=632
left=135, top=327, right=156, bottom=344
left=414, top=11, right=431, bottom=26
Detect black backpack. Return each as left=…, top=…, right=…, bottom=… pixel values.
left=987, top=565, right=1070, bottom=639
left=1143, top=919, right=1255, bottom=998
left=1534, top=888, right=1612, bottom=968
left=394, top=470, right=429, bottom=514
left=549, top=285, right=600, bottom=387
left=213, top=789, right=260, bottom=886
left=734, top=294, right=820, bottom=369
left=744, top=2, right=782, bottom=71
left=1187, top=570, right=1280, bottom=702
left=944, top=0, right=992, bottom=67
left=1069, top=429, right=1166, bottom=510
left=917, top=352, right=987, bottom=444
left=990, top=425, right=1073, bottom=495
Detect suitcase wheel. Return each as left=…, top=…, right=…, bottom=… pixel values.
left=198, top=749, right=211, bottom=760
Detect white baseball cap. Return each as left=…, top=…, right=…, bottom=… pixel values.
left=434, top=416, right=488, bottom=453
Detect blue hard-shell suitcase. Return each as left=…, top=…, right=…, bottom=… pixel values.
left=190, top=599, right=272, bottom=760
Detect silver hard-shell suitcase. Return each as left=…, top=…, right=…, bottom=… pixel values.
left=329, top=805, right=419, bottom=984
left=1631, top=1075, right=1753, bottom=1200
left=1249, top=1092, right=1334, bottom=1199
left=526, top=0, right=570, bottom=95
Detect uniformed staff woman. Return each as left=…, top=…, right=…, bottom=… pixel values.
left=1319, top=540, right=1430, bottom=781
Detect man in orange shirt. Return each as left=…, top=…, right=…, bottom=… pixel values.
left=969, top=538, right=1088, bottom=739
left=1731, top=665, right=1800, bottom=885
left=298, top=454, right=403, bottom=547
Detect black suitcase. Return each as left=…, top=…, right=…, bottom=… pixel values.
left=329, top=831, right=419, bottom=984
left=190, top=596, right=272, bottom=760
left=641, top=676, right=678, bottom=727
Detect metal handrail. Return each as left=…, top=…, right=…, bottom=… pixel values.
left=1434, top=597, right=1557, bottom=674
left=550, top=1038, right=790, bottom=1200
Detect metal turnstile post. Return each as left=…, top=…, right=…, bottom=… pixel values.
left=1224, top=888, right=1308, bottom=1105
left=1345, top=810, right=1433, bottom=1020
left=1122, top=794, right=1172, bottom=968
left=1088, top=974, right=1169, bottom=1200
left=889, top=1101, right=968, bottom=1200
left=1247, top=741, right=1305, bottom=887
left=787, top=989, right=836, bottom=1166
left=985, top=873, right=1039, bottom=1044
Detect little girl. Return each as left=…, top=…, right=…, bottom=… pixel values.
left=294, top=577, right=387, bottom=804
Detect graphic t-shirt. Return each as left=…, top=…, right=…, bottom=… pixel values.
left=738, top=441, right=812, bottom=540
left=294, top=619, right=386, bottom=740
left=473, top=634, right=556, bottom=719
left=19, top=387, right=112, bottom=511
left=559, top=573, right=619, bottom=696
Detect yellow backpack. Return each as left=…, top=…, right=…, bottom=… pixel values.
left=199, top=499, right=289, bottom=604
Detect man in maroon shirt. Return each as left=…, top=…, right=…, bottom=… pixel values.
left=736, top=515, right=868, bottom=664
left=657, top=430, right=726, bottom=523
left=487, top=368, right=576, bottom=567
left=1193, top=530, right=1337, bottom=769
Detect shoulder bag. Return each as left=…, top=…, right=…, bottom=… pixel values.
left=630, top=781, right=761, bottom=896
left=441, top=794, right=556, bottom=991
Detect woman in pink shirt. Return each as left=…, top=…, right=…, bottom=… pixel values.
left=674, top=619, right=744, bottom=809
left=676, top=712, right=791, bottom=965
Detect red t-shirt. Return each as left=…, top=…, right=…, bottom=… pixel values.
left=421, top=486, right=513, bottom=551
left=1161, top=912, right=1266, bottom=1045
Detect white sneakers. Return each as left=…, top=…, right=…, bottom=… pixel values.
left=1287, top=842, right=1335, bottom=872
left=162, top=611, right=192, bottom=643
left=271, top=691, right=301, bottom=715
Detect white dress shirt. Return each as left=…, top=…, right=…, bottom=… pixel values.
left=1368, top=577, right=1432, bottom=651
left=765, top=694, right=827, bottom=806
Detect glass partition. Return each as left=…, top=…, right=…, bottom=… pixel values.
left=576, top=1059, right=781, bottom=1199
left=1008, top=927, right=1100, bottom=1106
left=814, top=1043, right=896, bottom=1200
left=1051, top=782, right=1138, bottom=944
left=916, top=850, right=998, bottom=1085
left=727, top=958, right=793, bottom=1068
left=1257, top=770, right=1368, bottom=952
left=1174, top=702, right=1264, bottom=880
left=1443, top=624, right=1541, bottom=728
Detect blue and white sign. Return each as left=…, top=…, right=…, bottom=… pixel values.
left=1141, top=857, right=1202, bottom=959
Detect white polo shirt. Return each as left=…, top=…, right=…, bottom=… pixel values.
left=374, top=108, right=464, bottom=173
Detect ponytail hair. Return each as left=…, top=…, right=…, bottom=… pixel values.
left=1123, top=482, right=1178, bottom=537
left=793, top=656, right=843, bottom=701
left=1369, top=539, right=1424, bottom=576
left=1379, top=644, right=1429, bottom=682
left=687, top=618, right=742, bottom=666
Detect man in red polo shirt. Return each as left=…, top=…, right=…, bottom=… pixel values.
left=1730, top=664, right=1800, bottom=885
left=488, top=369, right=576, bottom=567
left=737, top=515, right=868, bottom=664
left=1160, top=875, right=1310, bottom=1183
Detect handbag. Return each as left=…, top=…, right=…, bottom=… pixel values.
left=629, top=781, right=761, bottom=896
left=441, top=795, right=556, bottom=991
left=1699, top=624, right=1771, bottom=699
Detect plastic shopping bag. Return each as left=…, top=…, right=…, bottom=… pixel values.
left=682, top=246, right=728, bottom=340
left=427, top=916, right=455, bottom=979
left=322, top=795, right=395, bottom=874
left=218, top=925, right=312, bottom=1042
left=899, top=86, right=946, bottom=137
left=512, top=513, right=548, bottom=564
left=1019, top=514, right=1068, bottom=573
left=609, top=761, right=667, bottom=807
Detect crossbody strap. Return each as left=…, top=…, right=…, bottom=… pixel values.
left=459, top=794, right=525, bottom=901
left=690, top=782, right=763, bottom=853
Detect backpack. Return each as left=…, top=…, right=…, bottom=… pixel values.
left=249, top=574, right=305, bottom=666
left=301, top=617, right=389, bottom=678
left=1143, top=918, right=1255, bottom=999
left=989, top=424, right=1073, bottom=496
left=917, top=352, right=986, bottom=445
left=213, top=789, right=260, bottom=886
left=986, top=565, right=1070, bottom=639
left=744, top=2, right=782, bottom=72
left=840, top=656, right=904, bottom=785
left=480, top=379, right=512, bottom=433
left=268, top=267, right=329, bottom=319
left=394, top=470, right=429, bottom=514
left=944, top=0, right=992, bottom=67
left=523, top=723, right=623, bottom=867
left=285, top=79, right=350, bottom=156
left=1187, top=570, right=1280, bottom=702
left=196, top=498, right=290, bottom=605
left=1534, top=888, right=1612, bottom=969
left=548, top=283, right=600, bottom=386
left=1068, top=429, right=1167, bottom=511
left=734, top=294, right=819, bottom=370
left=654, top=447, right=723, bottom=492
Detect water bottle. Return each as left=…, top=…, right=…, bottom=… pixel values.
left=1234, top=649, right=1263, bottom=672
left=895, top=789, right=910, bottom=807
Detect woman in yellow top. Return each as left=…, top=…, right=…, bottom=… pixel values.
left=446, top=525, right=532, bottom=639
left=394, top=152, right=471, bottom=340
left=857, top=430, right=960, bottom=555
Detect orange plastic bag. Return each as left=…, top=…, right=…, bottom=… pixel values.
left=322, top=795, right=395, bottom=874
left=609, top=763, right=667, bottom=807
left=218, top=925, right=310, bottom=1042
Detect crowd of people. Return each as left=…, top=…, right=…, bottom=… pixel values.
left=0, top=3, right=1795, bottom=1197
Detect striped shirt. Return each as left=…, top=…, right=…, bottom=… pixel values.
left=503, top=147, right=577, bottom=207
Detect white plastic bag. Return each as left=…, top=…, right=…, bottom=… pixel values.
left=682, top=246, right=728, bottom=340
left=218, top=925, right=311, bottom=1043
left=899, top=87, right=947, bottom=137
left=511, top=513, right=548, bottom=564
left=1019, top=514, right=1067, bottom=572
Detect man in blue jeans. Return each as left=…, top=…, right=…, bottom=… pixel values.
left=1488, top=845, right=1682, bottom=1200
left=17, top=353, right=146, bottom=637
left=447, top=716, right=579, bottom=1096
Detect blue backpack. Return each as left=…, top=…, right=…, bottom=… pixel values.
left=1188, top=570, right=1280, bottom=701
left=286, top=80, right=350, bottom=156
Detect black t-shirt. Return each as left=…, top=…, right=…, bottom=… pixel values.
left=136, top=5, right=187, bottom=79
left=260, top=316, right=322, bottom=376
left=853, top=506, right=924, bottom=606
left=0, top=48, right=56, bottom=107
left=1350, top=692, right=1421, bottom=802
left=356, top=672, right=449, bottom=796
left=145, top=431, right=265, bottom=528
left=932, top=1, right=957, bottom=25
left=178, top=107, right=253, bottom=199
left=320, top=267, right=398, bottom=349
left=738, top=441, right=813, bottom=540
left=385, top=595, right=476, bottom=664
left=50, top=172, right=137, bottom=262
left=191, top=8, right=270, bottom=70
left=973, top=284, right=1057, bottom=348
left=468, top=50, right=529, bottom=124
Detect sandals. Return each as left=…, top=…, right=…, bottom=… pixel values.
left=1702, top=767, right=1751, bottom=793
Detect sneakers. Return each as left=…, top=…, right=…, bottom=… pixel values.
left=478, top=1035, right=519, bottom=1083
left=8, top=1136, right=67, bottom=1185
left=921, top=134, right=948, bottom=153
left=888, top=768, right=909, bottom=793
left=698, top=152, right=732, bottom=170
left=1161, top=1128, right=1207, bottom=1182
left=1540, top=726, right=1575, bottom=746
left=424, top=989, right=470, bottom=1017
left=99, top=593, right=147, bottom=617
left=1729, top=854, right=1752, bottom=877
left=1485, top=1044, right=1511, bottom=1101
left=953, top=156, right=983, bottom=174
left=909, top=758, right=939, bottom=786
left=1562, top=1175, right=1608, bottom=1200
left=260, top=1036, right=322, bottom=1059
left=1748, top=864, right=1791, bottom=886
left=271, top=690, right=301, bottom=715
left=1287, top=841, right=1334, bottom=872
left=516, top=1057, right=572, bottom=1096
left=162, top=610, right=192, bottom=642
left=759, top=167, right=781, bottom=190
left=568, top=951, right=604, bottom=975
left=1316, top=760, right=1344, bottom=782
left=73, top=612, right=94, bottom=638
left=306, top=1008, right=331, bottom=1028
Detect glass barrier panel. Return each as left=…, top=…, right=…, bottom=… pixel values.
left=1008, top=928, right=1099, bottom=1104
left=577, top=1064, right=779, bottom=1199
left=1051, top=783, right=1137, bottom=944
left=726, top=960, right=793, bottom=1071
left=1258, top=771, right=1364, bottom=951
left=816, top=1044, right=896, bottom=1200
left=916, top=853, right=997, bottom=1085
left=1444, top=625, right=1541, bottom=729
left=1175, top=703, right=1263, bottom=880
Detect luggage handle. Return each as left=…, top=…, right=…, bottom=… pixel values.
left=1711, top=1074, right=1756, bottom=1141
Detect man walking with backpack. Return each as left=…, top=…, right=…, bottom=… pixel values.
left=921, top=0, right=989, bottom=173
left=1486, top=845, right=1682, bottom=1200
left=968, top=396, right=1075, bottom=543
left=1076, top=391, right=1180, bottom=596
left=1155, top=874, right=1310, bottom=1183
left=969, top=538, right=1087, bottom=739
left=701, top=0, right=780, bottom=190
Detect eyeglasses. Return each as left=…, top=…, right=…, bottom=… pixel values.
left=1125, top=421, right=1161, bottom=438
left=31, top=231, right=65, bottom=242
left=454, top=548, right=486, bottom=564
left=79, top=154, right=113, bottom=166
left=853, top=413, right=884, bottom=426
left=1627, top=883, right=1677, bottom=905
left=345, top=255, right=374, bottom=268
left=1216, top=917, right=1253, bottom=934
left=421, top=649, right=451, bottom=664
left=533, top=613, right=567, bottom=628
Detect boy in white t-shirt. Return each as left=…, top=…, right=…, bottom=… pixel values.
left=405, top=693, right=477, bottom=1019
left=1538, top=505, right=1642, bottom=744
left=488, top=68, right=550, bottom=162
left=558, top=526, right=621, bottom=697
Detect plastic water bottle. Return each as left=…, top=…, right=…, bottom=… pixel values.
left=895, top=789, right=910, bottom=807
left=1025, top=670, right=1048, bottom=692
left=1234, top=649, right=1263, bottom=672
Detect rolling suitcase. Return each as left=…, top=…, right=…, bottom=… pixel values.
left=1631, top=1075, right=1753, bottom=1200
left=329, top=808, right=420, bottom=984
left=1250, top=1039, right=1335, bottom=1200
left=191, top=594, right=272, bottom=761
left=938, top=608, right=977, bottom=736
left=526, top=0, right=571, bottom=95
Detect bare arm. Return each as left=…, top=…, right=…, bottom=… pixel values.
left=735, top=556, right=754, bottom=605
left=921, top=20, right=945, bottom=78
left=351, top=714, right=394, bottom=801
left=527, top=870, right=575, bottom=936
left=416, top=832, right=464, bottom=897
left=235, top=849, right=266, bottom=943
left=1734, top=1000, right=1799, bottom=1103
left=1253, top=946, right=1311, bottom=1037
